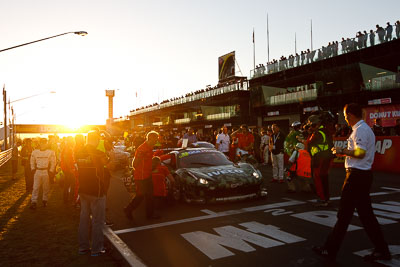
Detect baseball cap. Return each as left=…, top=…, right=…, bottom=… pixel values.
left=307, top=115, right=321, bottom=126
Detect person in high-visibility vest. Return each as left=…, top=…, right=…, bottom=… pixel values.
left=286, top=142, right=312, bottom=193
left=307, top=115, right=334, bottom=207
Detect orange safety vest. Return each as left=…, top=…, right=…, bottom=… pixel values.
left=290, top=149, right=312, bottom=178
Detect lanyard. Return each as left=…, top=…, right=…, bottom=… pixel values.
left=273, top=132, right=280, bottom=144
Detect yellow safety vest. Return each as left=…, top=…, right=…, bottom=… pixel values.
left=310, top=126, right=329, bottom=156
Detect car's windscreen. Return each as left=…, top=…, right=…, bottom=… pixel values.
left=178, top=150, right=231, bottom=168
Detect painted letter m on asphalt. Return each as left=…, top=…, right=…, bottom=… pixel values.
left=181, top=222, right=305, bottom=260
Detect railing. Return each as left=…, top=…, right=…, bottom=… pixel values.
left=174, top=118, right=191, bottom=124
left=0, top=148, right=13, bottom=168
left=130, top=81, right=249, bottom=116
left=365, top=74, right=399, bottom=91
left=206, top=112, right=231, bottom=121
left=251, top=26, right=400, bottom=78
left=267, top=88, right=318, bottom=106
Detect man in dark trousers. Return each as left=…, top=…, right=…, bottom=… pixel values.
left=124, top=131, right=160, bottom=220
left=313, top=103, right=391, bottom=262
left=307, top=115, right=333, bottom=207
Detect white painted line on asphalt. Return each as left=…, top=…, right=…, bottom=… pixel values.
left=307, top=187, right=400, bottom=203
left=383, top=201, right=400, bottom=206
left=114, top=199, right=305, bottom=235
left=354, top=245, right=400, bottom=267
left=201, top=209, right=217, bottom=215
left=372, top=203, right=400, bottom=213
left=114, top=187, right=400, bottom=235
left=103, top=226, right=147, bottom=267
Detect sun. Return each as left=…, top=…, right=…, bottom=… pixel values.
left=63, top=120, right=86, bottom=132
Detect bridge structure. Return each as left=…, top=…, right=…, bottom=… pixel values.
left=14, top=124, right=106, bottom=134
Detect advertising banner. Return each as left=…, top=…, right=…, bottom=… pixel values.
left=363, top=104, right=400, bottom=127
left=332, top=136, right=400, bottom=173
left=218, top=51, right=235, bottom=81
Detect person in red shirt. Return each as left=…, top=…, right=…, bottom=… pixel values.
left=124, top=131, right=160, bottom=220
left=232, top=124, right=254, bottom=159
left=151, top=156, right=175, bottom=213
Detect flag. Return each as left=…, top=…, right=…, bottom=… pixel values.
left=135, top=92, right=138, bottom=98
left=252, top=29, right=255, bottom=43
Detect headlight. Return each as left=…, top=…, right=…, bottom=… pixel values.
left=253, top=171, right=260, bottom=179
left=199, top=178, right=209, bottom=185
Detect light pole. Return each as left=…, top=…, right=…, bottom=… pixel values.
left=0, top=31, right=88, bottom=53
left=2, top=89, right=56, bottom=149
left=1, top=31, right=87, bottom=149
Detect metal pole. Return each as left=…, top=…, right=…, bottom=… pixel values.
left=253, top=28, right=255, bottom=70
left=267, top=14, right=270, bottom=62
left=3, top=85, right=7, bottom=150
left=295, top=32, right=297, bottom=54
left=311, top=19, right=313, bottom=51
left=0, top=31, right=87, bottom=53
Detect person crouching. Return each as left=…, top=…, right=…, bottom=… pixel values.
left=151, top=156, right=175, bottom=214
left=286, top=143, right=312, bottom=193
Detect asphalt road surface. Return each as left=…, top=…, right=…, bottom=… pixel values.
left=106, top=166, right=400, bottom=267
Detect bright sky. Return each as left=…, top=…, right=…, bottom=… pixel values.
left=1, top=0, right=399, bottom=126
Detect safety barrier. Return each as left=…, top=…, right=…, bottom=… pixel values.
left=0, top=148, right=13, bottom=168
left=332, top=136, right=400, bottom=173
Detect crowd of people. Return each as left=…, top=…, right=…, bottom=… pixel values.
left=254, top=20, right=400, bottom=77
left=7, top=100, right=398, bottom=262
left=131, top=78, right=247, bottom=113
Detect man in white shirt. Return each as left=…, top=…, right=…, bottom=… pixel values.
left=313, top=103, right=391, bottom=262
left=216, top=126, right=230, bottom=157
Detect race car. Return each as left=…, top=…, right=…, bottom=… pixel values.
left=161, top=147, right=267, bottom=204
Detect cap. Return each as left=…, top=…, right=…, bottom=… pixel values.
left=307, top=115, right=321, bottom=126
left=295, top=143, right=305, bottom=150
left=291, top=121, right=301, bottom=128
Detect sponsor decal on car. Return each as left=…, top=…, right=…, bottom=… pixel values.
left=207, top=169, right=245, bottom=177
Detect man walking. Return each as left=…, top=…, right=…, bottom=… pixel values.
left=124, top=131, right=160, bottom=220
left=313, top=103, right=391, bottom=262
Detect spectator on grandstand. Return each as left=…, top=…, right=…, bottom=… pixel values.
left=396, top=21, right=400, bottom=39
left=385, top=22, right=393, bottom=42
left=376, top=24, right=385, bottom=43
left=363, top=30, right=368, bottom=47
left=369, top=29, right=376, bottom=46
left=357, top=31, right=364, bottom=49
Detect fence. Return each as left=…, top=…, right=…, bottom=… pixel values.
left=0, top=148, right=13, bottom=168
